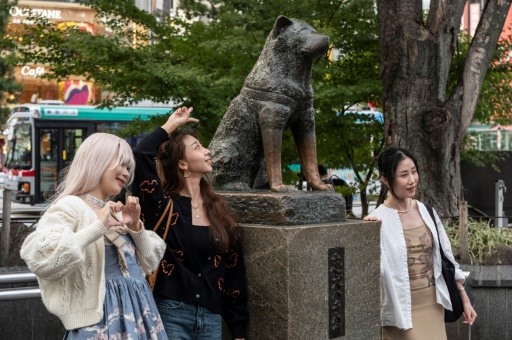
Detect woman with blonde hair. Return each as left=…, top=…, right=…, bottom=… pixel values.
left=133, top=107, right=248, bottom=339
left=21, top=133, right=168, bottom=339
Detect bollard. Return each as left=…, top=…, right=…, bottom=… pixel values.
left=495, top=180, right=507, bottom=228
left=1, top=189, right=12, bottom=266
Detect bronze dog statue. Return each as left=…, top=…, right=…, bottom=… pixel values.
left=209, top=16, right=331, bottom=192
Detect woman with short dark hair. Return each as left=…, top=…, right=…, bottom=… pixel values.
left=365, top=147, right=476, bottom=339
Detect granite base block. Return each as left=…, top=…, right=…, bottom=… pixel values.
left=239, top=220, right=381, bottom=339
left=218, top=191, right=346, bottom=226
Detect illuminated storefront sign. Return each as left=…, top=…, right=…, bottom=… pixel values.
left=21, top=66, right=45, bottom=78
left=8, top=4, right=99, bottom=104
left=9, top=6, right=62, bottom=24
left=9, top=6, right=62, bottom=19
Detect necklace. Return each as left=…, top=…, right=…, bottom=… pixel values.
left=191, top=201, right=201, bottom=219
left=81, top=194, right=107, bottom=208
left=384, top=199, right=413, bottom=214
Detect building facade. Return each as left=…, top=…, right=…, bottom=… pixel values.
left=7, top=1, right=107, bottom=104
left=7, top=0, right=181, bottom=105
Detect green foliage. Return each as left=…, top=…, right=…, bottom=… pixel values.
left=0, top=0, right=23, bottom=124
left=450, top=31, right=512, bottom=126
left=473, top=28, right=512, bottom=126
left=448, top=28, right=512, bottom=128
left=460, top=133, right=509, bottom=172
left=333, top=183, right=356, bottom=197
left=14, top=0, right=381, bottom=191
left=451, top=30, right=512, bottom=171
left=445, top=219, right=512, bottom=264
left=317, top=109, right=384, bottom=210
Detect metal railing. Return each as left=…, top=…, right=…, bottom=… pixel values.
left=0, top=272, right=40, bottom=301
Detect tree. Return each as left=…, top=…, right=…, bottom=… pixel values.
left=316, top=110, right=384, bottom=216
left=378, top=0, right=512, bottom=217
left=0, top=0, right=22, bottom=124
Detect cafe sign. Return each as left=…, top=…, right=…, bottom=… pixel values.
left=21, top=65, right=45, bottom=78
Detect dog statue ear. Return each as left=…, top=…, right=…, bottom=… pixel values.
left=271, top=15, right=293, bottom=39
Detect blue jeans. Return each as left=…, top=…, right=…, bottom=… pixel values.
left=154, top=295, right=222, bottom=340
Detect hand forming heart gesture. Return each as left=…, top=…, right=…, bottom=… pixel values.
left=97, top=196, right=142, bottom=231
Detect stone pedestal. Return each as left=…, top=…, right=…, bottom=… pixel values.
left=220, top=191, right=346, bottom=225
left=220, top=192, right=381, bottom=339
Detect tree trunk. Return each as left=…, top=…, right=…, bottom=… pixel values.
left=360, top=190, right=369, bottom=217
left=378, top=0, right=512, bottom=217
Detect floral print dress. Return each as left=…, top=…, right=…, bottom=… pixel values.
left=64, top=233, right=167, bottom=340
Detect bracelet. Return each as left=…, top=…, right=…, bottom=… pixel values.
left=458, top=286, right=465, bottom=292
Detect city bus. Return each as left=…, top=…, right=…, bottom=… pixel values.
left=3, top=103, right=172, bottom=204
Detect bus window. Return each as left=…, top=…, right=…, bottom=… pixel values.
left=63, top=128, right=86, bottom=169
left=96, top=122, right=128, bottom=132
left=40, top=130, right=58, bottom=161
left=5, top=123, right=32, bottom=170
left=13, top=106, right=30, bottom=113
left=96, top=121, right=146, bottom=146
left=39, top=129, right=58, bottom=199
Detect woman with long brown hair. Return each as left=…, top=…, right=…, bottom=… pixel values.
left=132, top=107, right=248, bottom=340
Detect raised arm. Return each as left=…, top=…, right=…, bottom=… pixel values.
left=132, top=107, right=198, bottom=230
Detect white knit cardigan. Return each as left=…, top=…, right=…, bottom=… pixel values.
left=20, top=195, right=166, bottom=330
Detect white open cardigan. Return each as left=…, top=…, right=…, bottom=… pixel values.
left=368, top=200, right=465, bottom=329
left=20, top=195, right=166, bottom=330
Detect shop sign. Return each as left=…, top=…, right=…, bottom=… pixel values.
left=9, top=6, right=62, bottom=24
left=21, top=65, right=45, bottom=78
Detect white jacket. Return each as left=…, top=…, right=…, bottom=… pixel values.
left=368, top=200, right=465, bottom=329
left=20, top=195, right=166, bottom=330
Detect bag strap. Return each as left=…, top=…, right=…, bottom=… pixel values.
left=425, top=203, right=444, bottom=254
left=152, top=199, right=174, bottom=241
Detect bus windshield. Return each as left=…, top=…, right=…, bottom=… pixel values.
left=5, top=123, right=32, bottom=170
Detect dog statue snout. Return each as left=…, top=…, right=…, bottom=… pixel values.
left=302, top=33, right=330, bottom=57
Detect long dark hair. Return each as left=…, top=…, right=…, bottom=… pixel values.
left=156, top=129, right=239, bottom=252
left=377, top=147, right=420, bottom=203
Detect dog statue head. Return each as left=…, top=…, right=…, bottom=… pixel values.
left=269, top=16, right=330, bottom=58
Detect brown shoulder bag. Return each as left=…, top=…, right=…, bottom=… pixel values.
left=146, top=198, right=174, bottom=291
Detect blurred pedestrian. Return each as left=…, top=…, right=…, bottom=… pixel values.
left=318, top=165, right=354, bottom=217
left=30, top=91, right=39, bottom=103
